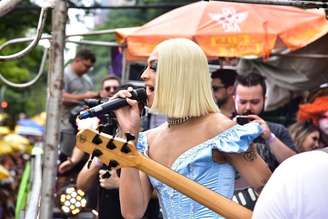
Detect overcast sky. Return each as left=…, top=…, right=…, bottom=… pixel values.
left=65, top=8, right=95, bottom=61
left=31, top=0, right=96, bottom=62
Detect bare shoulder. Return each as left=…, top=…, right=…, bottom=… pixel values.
left=206, top=112, right=236, bottom=134
left=144, top=123, right=167, bottom=145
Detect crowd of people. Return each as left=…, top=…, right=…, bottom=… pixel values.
left=57, top=49, right=161, bottom=219
left=56, top=41, right=328, bottom=219
left=0, top=112, right=45, bottom=219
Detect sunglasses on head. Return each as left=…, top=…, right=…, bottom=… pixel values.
left=104, top=86, right=118, bottom=92
left=212, top=85, right=225, bottom=92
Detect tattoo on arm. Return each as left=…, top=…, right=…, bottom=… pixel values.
left=243, top=150, right=257, bottom=161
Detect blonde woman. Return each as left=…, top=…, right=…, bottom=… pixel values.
left=114, top=39, right=271, bottom=218
left=288, top=121, right=320, bottom=152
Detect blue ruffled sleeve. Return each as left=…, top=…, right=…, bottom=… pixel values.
left=212, top=123, right=263, bottom=153
left=136, top=132, right=147, bottom=153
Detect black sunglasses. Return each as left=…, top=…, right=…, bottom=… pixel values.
left=104, top=86, right=118, bottom=92
left=212, top=85, right=225, bottom=92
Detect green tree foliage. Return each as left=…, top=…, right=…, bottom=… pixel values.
left=82, top=0, right=196, bottom=89
left=0, top=0, right=51, bottom=125
left=0, top=0, right=196, bottom=125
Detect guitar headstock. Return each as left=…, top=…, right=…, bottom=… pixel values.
left=76, top=129, right=139, bottom=169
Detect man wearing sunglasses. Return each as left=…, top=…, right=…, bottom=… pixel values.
left=211, top=68, right=237, bottom=118
left=99, top=75, right=120, bottom=98
left=59, top=75, right=124, bottom=219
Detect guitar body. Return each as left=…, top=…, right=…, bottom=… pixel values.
left=76, top=129, right=252, bottom=219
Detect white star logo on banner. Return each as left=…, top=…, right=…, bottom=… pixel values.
left=209, top=7, right=248, bottom=32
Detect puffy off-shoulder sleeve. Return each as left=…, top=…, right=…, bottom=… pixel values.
left=136, top=132, right=147, bottom=153
left=211, top=123, right=263, bottom=153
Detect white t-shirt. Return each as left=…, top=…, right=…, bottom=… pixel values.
left=253, top=151, right=328, bottom=219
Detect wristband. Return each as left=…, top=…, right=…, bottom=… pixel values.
left=267, top=133, right=276, bottom=144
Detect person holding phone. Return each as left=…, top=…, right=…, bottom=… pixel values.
left=231, top=73, right=297, bottom=210
left=233, top=73, right=296, bottom=171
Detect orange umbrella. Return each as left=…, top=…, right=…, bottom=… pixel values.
left=116, top=26, right=141, bottom=44
left=121, top=1, right=328, bottom=60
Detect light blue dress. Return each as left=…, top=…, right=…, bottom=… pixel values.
left=136, top=123, right=263, bottom=219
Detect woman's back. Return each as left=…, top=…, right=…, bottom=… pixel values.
left=147, top=113, right=234, bottom=168
left=137, top=113, right=263, bottom=218
left=116, top=39, right=270, bottom=219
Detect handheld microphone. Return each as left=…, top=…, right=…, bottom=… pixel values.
left=82, top=98, right=109, bottom=108
left=78, top=88, right=146, bottom=120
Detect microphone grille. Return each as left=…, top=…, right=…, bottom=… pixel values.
left=132, top=88, right=147, bottom=103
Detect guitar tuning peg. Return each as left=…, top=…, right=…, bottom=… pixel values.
left=97, top=124, right=105, bottom=133
left=92, top=134, right=103, bottom=145
left=106, top=138, right=117, bottom=150
left=121, top=143, right=131, bottom=154
left=92, top=149, right=103, bottom=157
left=125, top=133, right=136, bottom=142
left=105, top=164, right=112, bottom=171
left=109, top=160, right=119, bottom=168
left=101, top=171, right=111, bottom=179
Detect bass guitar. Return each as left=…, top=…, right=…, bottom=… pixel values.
left=76, top=128, right=252, bottom=219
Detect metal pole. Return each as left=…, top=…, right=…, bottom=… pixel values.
left=0, top=47, right=48, bottom=88
left=0, top=7, right=48, bottom=61
left=39, top=1, right=67, bottom=218
left=0, top=0, right=23, bottom=17
left=0, top=29, right=123, bottom=51
left=25, top=143, right=43, bottom=219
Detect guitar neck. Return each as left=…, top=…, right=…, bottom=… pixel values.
left=135, top=154, right=252, bottom=219
left=75, top=129, right=252, bottom=218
